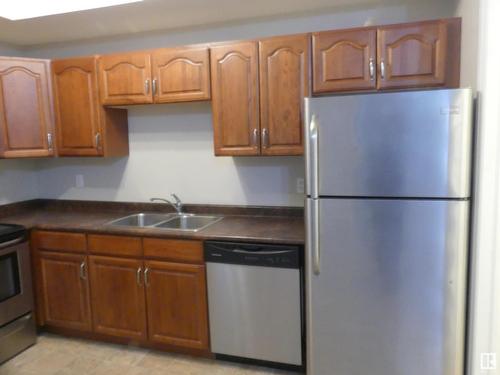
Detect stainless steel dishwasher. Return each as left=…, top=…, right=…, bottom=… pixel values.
left=205, top=241, right=303, bottom=370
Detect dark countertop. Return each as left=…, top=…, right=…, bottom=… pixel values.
left=0, top=200, right=305, bottom=245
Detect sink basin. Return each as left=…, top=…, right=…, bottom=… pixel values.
left=154, top=214, right=223, bottom=232
left=107, top=213, right=174, bottom=227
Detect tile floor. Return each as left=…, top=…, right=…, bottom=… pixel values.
left=0, top=333, right=299, bottom=375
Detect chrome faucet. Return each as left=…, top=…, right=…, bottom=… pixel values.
left=150, top=194, right=183, bottom=214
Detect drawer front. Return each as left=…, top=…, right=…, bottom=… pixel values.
left=88, top=234, right=142, bottom=257
left=34, top=231, right=87, bottom=253
left=143, top=238, right=203, bottom=264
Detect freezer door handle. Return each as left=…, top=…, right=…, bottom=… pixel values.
left=307, top=199, right=320, bottom=275
left=307, top=114, right=319, bottom=199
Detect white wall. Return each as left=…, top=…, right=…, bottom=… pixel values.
left=0, top=44, right=40, bottom=205
left=23, top=1, right=465, bottom=207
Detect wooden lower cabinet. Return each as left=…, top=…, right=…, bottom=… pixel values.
left=145, top=260, right=209, bottom=350
left=37, top=251, right=92, bottom=331
left=88, top=255, right=147, bottom=341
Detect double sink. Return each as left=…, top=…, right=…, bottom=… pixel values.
left=107, top=213, right=223, bottom=232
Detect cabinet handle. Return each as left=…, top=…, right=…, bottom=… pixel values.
left=145, top=79, right=150, bottom=94
left=95, top=133, right=101, bottom=149
left=47, top=133, right=53, bottom=151
left=144, top=268, right=150, bottom=287
left=380, top=60, right=386, bottom=80
left=262, top=128, right=269, bottom=148
left=152, top=79, right=157, bottom=96
left=79, top=262, right=87, bottom=280
left=252, top=129, right=259, bottom=147
left=136, top=267, right=142, bottom=286
left=369, top=58, right=375, bottom=81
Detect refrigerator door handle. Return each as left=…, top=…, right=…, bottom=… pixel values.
left=307, top=199, right=321, bottom=275
left=308, top=114, right=319, bottom=199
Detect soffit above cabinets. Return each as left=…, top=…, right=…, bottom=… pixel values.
left=1, top=0, right=419, bottom=47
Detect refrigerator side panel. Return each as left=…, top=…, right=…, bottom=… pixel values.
left=310, top=89, right=473, bottom=198
left=308, top=198, right=469, bottom=375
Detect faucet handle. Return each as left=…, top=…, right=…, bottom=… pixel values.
left=170, top=194, right=182, bottom=205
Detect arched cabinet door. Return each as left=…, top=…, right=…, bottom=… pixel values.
left=377, top=18, right=460, bottom=90
left=312, top=28, right=377, bottom=93
left=98, top=52, right=152, bottom=105
left=259, top=34, right=309, bottom=156
left=210, top=41, right=260, bottom=156
left=152, top=46, right=210, bottom=103
left=53, top=57, right=102, bottom=156
left=0, top=57, right=54, bottom=158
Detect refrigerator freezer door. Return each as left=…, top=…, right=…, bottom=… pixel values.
left=305, top=89, right=473, bottom=198
left=306, top=198, right=469, bottom=375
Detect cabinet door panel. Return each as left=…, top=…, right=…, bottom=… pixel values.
left=152, top=47, right=210, bottom=103
left=313, top=28, right=376, bottom=93
left=145, top=261, right=209, bottom=350
left=98, top=53, right=152, bottom=105
left=0, top=58, right=54, bottom=158
left=377, top=19, right=460, bottom=89
left=38, top=252, right=91, bottom=331
left=259, top=35, right=309, bottom=155
left=88, top=256, right=147, bottom=340
left=53, top=57, right=101, bottom=156
left=210, top=42, right=260, bottom=156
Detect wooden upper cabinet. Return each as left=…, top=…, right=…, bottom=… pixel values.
left=152, top=47, right=210, bottom=103
left=312, top=28, right=377, bottom=93
left=52, top=57, right=101, bottom=156
left=98, top=52, right=153, bottom=105
left=53, top=57, right=129, bottom=157
left=259, top=35, right=309, bottom=156
left=210, top=41, right=260, bottom=156
left=88, top=255, right=147, bottom=340
left=377, top=18, right=461, bottom=90
left=0, top=57, right=54, bottom=158
left=145, top=260, right=209, bottom=350
left=37, top=251, right=92, bottom=332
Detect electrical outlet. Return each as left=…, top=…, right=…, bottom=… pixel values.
left=296, top=178, right=305, bottom=194
left=75, top=174, right=85, bottom=188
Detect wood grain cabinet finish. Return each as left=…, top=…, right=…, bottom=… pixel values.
left=88, top=255, right=147, bottom=340
left=152, top=47, right=210, bottom=103
left=210, top=41, right=260, bottom=156
left=145, top=260, right=209, bottom=350
left=37, top=251, right=92, bottom=331
left=52, top=57, right=129, bottom=157
left=259, top=34, right=309, bottom=155
left=0, top=57, right=54, bottom=158
left=377, top=18, right=460, bottom=89
left=98, top=52, right=153, bottom=105
left=312, top=28, right=377, bottom=93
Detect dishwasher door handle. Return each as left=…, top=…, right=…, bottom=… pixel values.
left=233, top=249, right=293, bottom=255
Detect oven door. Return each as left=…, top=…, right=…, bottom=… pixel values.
left=0, top=240, right=33, bottom=326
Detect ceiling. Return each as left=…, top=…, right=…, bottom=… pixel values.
left=0, top=0, right=395, bottom=47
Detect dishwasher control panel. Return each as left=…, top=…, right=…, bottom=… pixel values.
left=204, top=241, right=301, bottom=269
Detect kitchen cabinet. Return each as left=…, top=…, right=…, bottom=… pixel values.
left=37, top=251, right=92, bottom=332
left=259, top=34, right=309, bottom=155
left=152, top=46, right=210, bottom=103
left=98, top=47, right=210, bottom=105
left=145, top=260, right=209, bottom=350
left=377, top=18, right=460, bottom=90
left=0, top=57, right=55, bottom=158
left=312, top=28, right=377, bottom=93
left=312, top=18, right=460, bottom=94
left=88, top=255, right=148, bottom=340
left=210, top=41, right=260, bottom=156
left=98, top=52, right=152, bottom=105
left=52, top=56, right=129, bottom=157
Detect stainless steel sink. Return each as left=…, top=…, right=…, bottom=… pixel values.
left=107, top=213, right=174, bottom=227
left=154, top=214, right=223, bottom=232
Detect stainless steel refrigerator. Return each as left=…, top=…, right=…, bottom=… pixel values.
left=304, top=88, right=473, bottom=375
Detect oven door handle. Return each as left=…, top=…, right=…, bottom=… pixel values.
left=0, top=237, right=24, bottom=250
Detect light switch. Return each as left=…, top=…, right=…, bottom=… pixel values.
left=296, top=178, right=305, bottom=194
left=75, top=174, right=85, bottom=188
